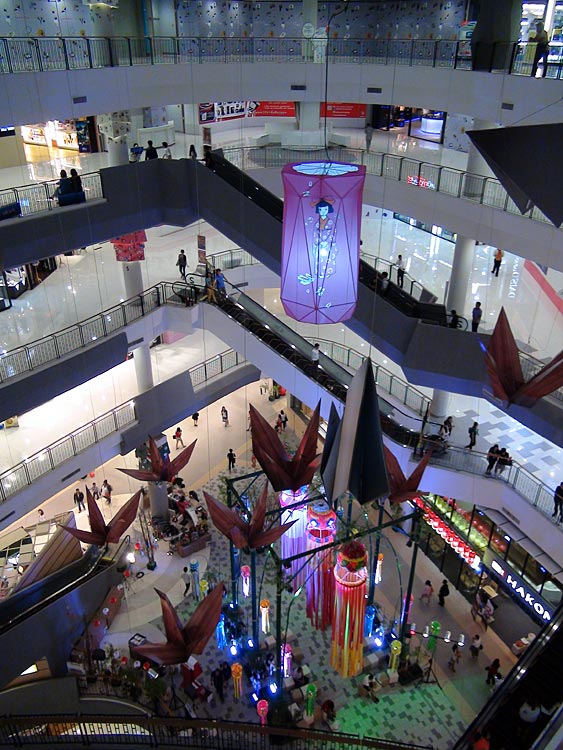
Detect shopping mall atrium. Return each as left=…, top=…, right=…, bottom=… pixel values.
left=0, top=0, right=561, bottom=748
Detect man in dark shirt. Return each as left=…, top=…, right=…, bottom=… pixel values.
left=145, top=140, right=158, bottom=160
left=553, top=481, right=563, bottom=522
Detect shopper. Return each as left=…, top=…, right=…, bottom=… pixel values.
left=280, top=410, right=288, bottom=431
left=145, top=140, right=158, bottom=160
left=274, top=414, right=283, bottom=433
left=448, top=643, right=461, bottom=672
left=419, top=579, right=434, bottom=606
left=485, top=444, right=500, bottom=476
left=189, top=144, right=198, bottom=159
left=227, top=448, right=236, bottom=472
left=552, top=481, right=563, bottom=522
left=69, top=168, right=82, bottom=193
left=491, top=248, right=504, bottom=277
left=439, top=416, right=453, bottom=437
left=470, top=634, right=483, bottom=661
left=485, top=658, right=501, bottom=685
left=182, top=566, right=191, bottom=597
left=173, top=426, right=185, bottom=449
left=472, top=730, right=490, bottom=750
left=192, top=412, right=199, bottom=427
left=129, top=143, right=143, bottom=163
left=74, top=487, right=85, bottom=512
left=221, top=406, right=229, bottom=427
left=362, top=673, right=380, bottom=703
left=161, top=141, right=172, bottom=159
left=364, top=122, right=373, bottom=152
left=465, top=422, right=478, bottom=450
left=214, top=268, right=226, bottom=298
left=205, top=270, right=217, bottom=303
left=495, top=448, right=511, bottom=475
left=449, top=310, right=460, bottom=329
left=176, top=249, right=187, bottom=279
left=101, top=479, right=113, bottom=505
left=530, top=20, right=550, bottom=77
left=53, top=169, right=73, bottom=199
left=311, top=342, right=320, bottom=368
left=438, top=579, right=450, bottom=607
left=396, top=254, right=406, bottom=288
left=90, top=481, right=100, bottom=501
left=471, top=301, right=483, bottom=332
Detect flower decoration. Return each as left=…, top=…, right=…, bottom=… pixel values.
left=59, top=487, right=141, bottom=547
left=249, top=402, right=321, bottom=492
left=118, top=435, right=197, bottom=484
left=203, top=483, right=296, bottom=550
left=336, top=540, right=367, bottom=571
left=384, top=446, right=432, bottom=504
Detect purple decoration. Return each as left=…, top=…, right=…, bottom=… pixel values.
left=281, top=161, right=366, bottom=324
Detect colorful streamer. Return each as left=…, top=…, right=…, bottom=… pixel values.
left=241, top=565, right=251, bottom=598
left=260, top=599, right=270, bottom=634
left=306, top=503, right=336, bottom=631
left=215, top=613, right=227, bottom=650
left=231, top=662, right=243, bottom=700
left=305, top=683, right=317, bottom=717
left=279, top=487, right=309, bottom=591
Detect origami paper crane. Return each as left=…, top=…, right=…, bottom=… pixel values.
left=249, top=402, right=321, bottom=492
left=484, top=307, right=563, bottom=407
left=383, top=446, right=432, bottom=504
left=60, top=487, right=141, bottom=546
left=203, top=483, right=296, bottom=550
left=135, top=585, right=225, bottom=665
left=118, top=436, right=197, bottom=484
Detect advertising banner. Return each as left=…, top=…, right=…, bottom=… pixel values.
left=320, top=103, right=367, bottom=118
left=199, top=101, right=296, bottom=124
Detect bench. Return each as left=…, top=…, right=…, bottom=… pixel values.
left=58, top=190, right=86, bottom=207
left=0, top=202, right=21, bottom=221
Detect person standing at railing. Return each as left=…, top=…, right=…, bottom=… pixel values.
left=129, top=143, right=144, bottom=163
left=552, top=481, right=563, bottom=523
left=52, top=169, right=73, bottom=200
left=69, top=169, right=82, bottom=193
left=395, top=254, right=406, bottom=288
left=161, top=141, right=172, bottom=159
left=145, top=140, right=158, bottom=160
left=471, top=301, right=483, bottom=332
left=529, top=20, right=550, bottom=78
left=364, top=123, right=373, bottom=152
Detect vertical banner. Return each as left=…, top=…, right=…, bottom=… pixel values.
left=197, top=234, right=207, bottom=264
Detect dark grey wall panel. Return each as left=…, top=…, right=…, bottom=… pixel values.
left=0, top=333, right=128, bottom=422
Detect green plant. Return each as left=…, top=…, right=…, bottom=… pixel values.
left=144, top=676, right=167, bottom=704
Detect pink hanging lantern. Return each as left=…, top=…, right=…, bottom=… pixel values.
left=279, top=486, right=308, bottom=591
left=257, top=698, right=269, bottom=726
left=281, top=161, right=366, bottom=324
left=330, top=541, right=368, bottom=678
left=305, top=503, right=336, bottom=631
left=241, top=565, right=251, bottom=598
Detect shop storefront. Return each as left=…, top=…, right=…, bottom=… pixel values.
left=20, top=118, right=98, bottom=154
left=0, top=257, right=59, bottom=312
left=393, top=213, right=457, bottom=243
left=371, top=106, right=446, bottom=144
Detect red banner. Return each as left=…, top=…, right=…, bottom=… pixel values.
left=251, top=101, right=296, bottom=117
left=320, top=103, right=367, bottom=118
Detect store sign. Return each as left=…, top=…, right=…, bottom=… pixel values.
left=407, top=175, right=436, bottom=190
left=487, top=555, right=552, bottom=622
left=199, top=101, right=295, bottom=124
left=320, top=103, right=367, bottom=118
left=413, top=496, right=481, bottom=570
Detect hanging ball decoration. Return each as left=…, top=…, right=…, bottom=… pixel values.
left=143, top=662, right=151, bottom=671
left=93, top=619, right=101, bottom=628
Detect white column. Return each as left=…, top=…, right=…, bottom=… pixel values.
left=121, top=261, right=144, bottom=299
left=430, top=390, right=450, bottom=420
left=446, top=235, right=475, bottom=316
left=147, top=482, right=169, bottom=519
left=107, top=138, right=129, bottom=167
left=121, top=261, right=154, bottom=393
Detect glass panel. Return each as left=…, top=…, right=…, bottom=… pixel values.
left=1, top=465, right=29, bottom=497
left=190, top=363, right=206, bottom=386
left=489, top=525, right=509, bottom=558
left=37, top=38, right=66, bottom=71
left=14, top=184, right=50, bottom=215
left=522, top=557, right=547, bottom=590
left=50, top=437, right=75, bottom=466
left=0, top=349, right=29, bottom=380
left=468, top=511, right=492, bottom=551
left=95, top=413, right=116, bottom=439
left=506, top=540, right=528, bottom=575
left=65, top=38, right=91, bottom=70
left=82, top=173, right=104, bottom=201
left=56, top=328, right=83, bottom=356
left=24, top=453, right=52, bottom=482
left=72, top=425, right=96, bottom=453
left=115, top=403, right=136, bottom=428
left=205, top=356, right=221, bottom=379
left=7, top=39, right=41, bottom=72
left=80, top=318, right=105, bottom=344
left=221, top=350, right=239, bottom=371
left=89, top=38, right=112, bottom=68
left=104, top=306, right=126, bottom=334
left=541, top=577, right=563, bottom=608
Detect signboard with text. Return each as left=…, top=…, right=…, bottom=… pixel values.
left=199, top=101, right=296, bottom=124
left=483, top=549, right=553, bottom=623
left=320, top=103, right=367, bottom=118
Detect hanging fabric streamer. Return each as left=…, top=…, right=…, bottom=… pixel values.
left=364, top=605, right=376, bottom=638
left=330, top=541, right=368, bottom=678
left=281, top=643, right=292, bottom=678
left=257, top=698, right=269, bottom=726
left=279, top=486, right=309, bottom=591
left=231, top=663, right=243, bottom=699
left=306, top=502, right=337, bottom=631
left=190, top=559, right=200, bottom=602
left=375, top=553, right=384, bottom=585
left=241, top=565, right=251, bottom=598
left=260, top=599, right=270, bottom=634
left=216, top=613, right=227, bottom=650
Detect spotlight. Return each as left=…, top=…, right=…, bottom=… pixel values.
left=230, top=643, right=238, bottom=656
left=229, top=602, right=235, bottom=609
left=374, top=637, right=383, bottom=648
left=457, top=634, right=465, bottom=647
left=269, top=682, right=278, bottom=694
left=251, top=692, right=259, bottom=703
left=444, top=631, right=451, bottom=643
left=247, top=639, right=254, bottom=649
left=422, top=626, right=429, bottom=638
left=126, top=552, right=135, bottom=564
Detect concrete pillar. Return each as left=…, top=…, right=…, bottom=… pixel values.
left=446, top=235, right=475, bottom=316
left=107, top=138, right=129, bottom=167
left=121, top=261, right=144, bottom=299
left=470, top=0, right=521, bottom=71
left=430, top=390, right=450, bottom=420
left=121, top=261, right=154, bottom=393
left=147, top=482, right=169, bottom=519
left=299, top=102, right=321, bottom=131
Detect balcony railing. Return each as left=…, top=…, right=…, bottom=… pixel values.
left=0, top=35, right=561, bottom=78
left=0, top=171, right=103, bottom=218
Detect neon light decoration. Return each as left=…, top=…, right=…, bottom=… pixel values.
left=281, top=161, right=366, bottom=324
left=412, top=496, right=481, bottom=570
left=280, top=486, right=309, bottom=591
left=330, top=541, right=368, bottom=677
left=260, top=599, right=270, bottom=634
left=306, top=503, right=337, bottom=631
left=281, top=643, right=292, bottom=678
left=241, top=565, right=251, bottom=598
left=232, top=663, right=243, bottom=699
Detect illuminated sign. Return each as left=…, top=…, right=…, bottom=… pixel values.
left=413, top=496, right=481, bottom=570
left=407, top=175, right=436, bottom=190
left=488, top=557, right=552, bottom=622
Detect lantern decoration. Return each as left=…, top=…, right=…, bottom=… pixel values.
left=389, top=640, right=402, bottom=671
left=190, top=560, right=200, bottom=602
left=281, top=162, right=366, bottom=324
left=216, top=613, right=227, bottom=650
left=279, top=486, right=309, bottom=591
left=118, top=435, right=197, bottom=485
left=111, top=230, right=147, bottom=262
left=281, top=643, right=292, bottom=678
left=375, top=553, right=384, bottom=585
left=124, top=570, right=131, bottom=578
left=364, top=605, right=376, bottom=638
left=305, top=683, right=317, bottom=717
left=428, top=621, right=441, bottom=653
left=110, top=597, right=117, bottom=605
left=411, top=496, right=481, bottom=570
left=200, top=579, right=209, bottom=598
left=330, top=541, right=368, bottom=678
left=306, top=503, right=337, bottom=631
left=241, top=565, right=251, bottom=598
left=231, top=662, right=243, bottom=699
left=59, top=487, right=142, bottom=547
left=257, top=698, right=269, bottom=726
left=260, top=599, right=270, bottom=634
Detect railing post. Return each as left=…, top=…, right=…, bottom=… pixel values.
left=34, top=38, right=43, bottom=72
left=86, top=37, right=93, bottom=69
left=62, top=38, right=70, bottom=70
left=148, top=37, right=154, bottom=64
left=24, top=346, right=33, bottom=373
left=508, top=42, right=517, bottom=75
left=127, top=37, right=133, bottom=66
left=70, top=434, right=77, bottom=456
left=432, top=39, right=439, bottom=67
left=107, top=37, right=115, bottom=67
left=139, top=293, right=145, bottom=317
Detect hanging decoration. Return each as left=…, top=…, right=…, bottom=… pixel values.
left=428, top=621, right=441, bottom=653
left=231, top=663, right=243, bottom=699
left=384, top=446, right=432, bottom=504
left=389, top=640, right=402, bottom=671
left=281, top=161, right=366, bottom=324
left=59, top=487, right=141, bottom=548
left=200, top=579, right=209, bottom=599
left=305, top=683, right=317, bottom=717
left=215, top=613, right=227, bottom=650
left=375, top=553, right=384, bottom=585
left=281, top=643, right=292, bottom=678
left=257, top=698, right=269, bottom=726
left=190, top=560, right=200, bottom=602
left=241, top=565, right=251, bottom=598
left=364, top=605, right=376, bottom=638
left=331, top=540, right=368, bottom=678
left=306, top=502, right=337, bottom=631
left=111, top=230, right=147, bottom=262
left=279, top=486, right=309, bottom=591
left=260, top=599, right=270, bottom=634
left=118, top=435, right=197, bottom=485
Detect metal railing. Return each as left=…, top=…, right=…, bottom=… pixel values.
left=360, top=252, right=428, bottom=302
left=222, top=145, right=553, bottom=227
left=0, top=35, right=561, bottom=78
left=208, top=247, right=261, bottom=271
left=0, top=172, right=103, bottom=219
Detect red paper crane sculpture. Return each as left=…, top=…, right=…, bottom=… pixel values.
left=249, top=402, right=322, bottom=492
left=118, top=436, right=197, bottom=484
left=135, top=585, right=225, bottom=665
left=484, top=307, right=563, bottom=407
left=383, top=447, right=432, bottom=504
left=203, top=483, right=296, bottom=550
left=60, top=487, right=141, bottom=546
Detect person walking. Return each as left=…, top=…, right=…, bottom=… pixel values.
left=438, top=579, right=450, bottom=607
left=530, top=20, right=550, bottom=77
left=221, top=406, right=229, bottom=427
left=192, top=412, right=199, bottom=427
left=176, top=249, right=187, bottom=279
left=439, top=416, right=453, bottom=437
left=471, top=301, right=483, bottom=332
left=214, top=268, right=226, bottom=299
left=448, top=643, right=461, bottom=672
left=491, top=248, right=504, bottom=277
left=419, top=579, right=434, bottom=606
left=227, top=448, right=236, bottom=472
left=161, top=141, right=172, bottom=159
left=396, top=254, right=406, bottom=288
left=145, top=140, right=158, bottom=160
left=470, top=634, right=483, bottom=661
left=466, top=422, right=478, bottom=450
left=552, top=481, right=563, bottom=522
left=74, top=487, right=85, bottom=512
left=173, top=426, right=185, bottom=449
left=485, top=444, right=499, bottom=475
left=364, top=122, right=374, bottom=152
left=449, top=310, right=460, bottom=329
left=280, top=410, right=288, bottom=431
left=101, top=479, right=112, bottom=505
left=90, top=481, right=100, bottom=501
left=311, top=342, right=320, bottom=368
left=189, top=144, right=198, bottom=159
left=485, top=658, right=501, bottom=685
left=274, top=414, right=283, bottom=433
left=205, top=270, right=217, bottom=303
left=182, top=566, right=191, bottom=597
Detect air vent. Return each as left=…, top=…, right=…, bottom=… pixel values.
left=291, top=84, right=307, bottom=91
left=72, top=96, right=87, bottom=104
left=367, top=87, right=382, bottom=94
left=501, top=102, right=514, bottom=111
left=62, top=468, right=82, bottom=482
